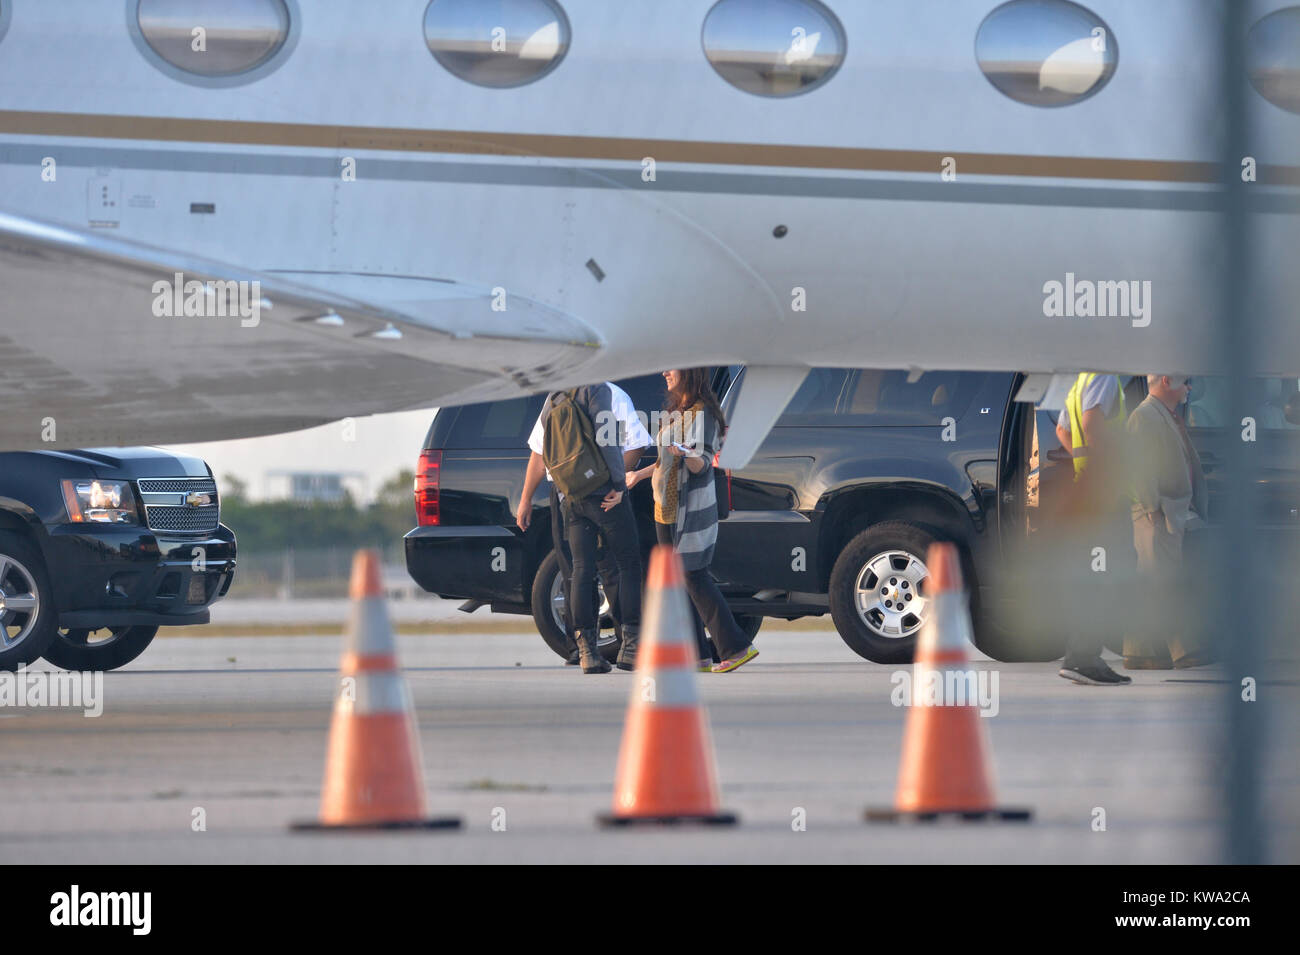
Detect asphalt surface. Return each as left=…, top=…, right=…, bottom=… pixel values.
left=2, top=626, right=1296, bottom=864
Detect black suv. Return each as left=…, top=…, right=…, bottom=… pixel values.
left=405, top=370, right=1300, bottom=664
left=405, top=370, right=738, bottom=663
left=0, top=448, right=237, bottom=671
left=406, top=367, right=1042, bottom=663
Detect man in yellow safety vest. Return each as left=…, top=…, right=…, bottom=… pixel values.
left=1053, top=372, right=1133, bottom=686
left=1055, top=372, right=1128, bottom=481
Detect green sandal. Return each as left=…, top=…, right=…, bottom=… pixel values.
left=711, top=646, right=759, bottom=673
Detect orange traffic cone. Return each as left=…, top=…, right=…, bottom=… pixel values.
left=598, top=545, right=737, bottom=826
left=293, top=549, right=461, bottom=831
left=866, top=543, right=1031, bottom=823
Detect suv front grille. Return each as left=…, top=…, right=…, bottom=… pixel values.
left=145, top=503, right=220, bottom=532
left=138, top=477, right=220, bottom=534
left=138, top=478, right=217, bottom=495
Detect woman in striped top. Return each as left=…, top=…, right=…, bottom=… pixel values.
left=626, top=368, right=759, bottom=673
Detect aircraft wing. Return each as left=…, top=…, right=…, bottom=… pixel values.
left=0, top=210, right=601, bottom=451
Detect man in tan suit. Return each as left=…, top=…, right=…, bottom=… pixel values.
left=1124, top=374, right=1212, bottom=669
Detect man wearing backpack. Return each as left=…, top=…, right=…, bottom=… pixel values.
left=517, top=382, right=648, bottom=673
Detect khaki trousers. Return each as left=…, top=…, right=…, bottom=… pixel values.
left=1125, top=512, right=1199, bottom=662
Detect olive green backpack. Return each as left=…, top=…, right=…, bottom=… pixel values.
left=542, top=389, right=611, bottom=499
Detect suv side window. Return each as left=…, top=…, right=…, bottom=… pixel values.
left=764, top=368, right=981, bottom=427
left=613, top=374, right=667, bottom=422
left=837, top=370, right=981, bottom=426
left=618, top=369, right=735, bottom=436
left=1186, top=376, right=1300, bottom=431
left=446, top=375, right=670, bottom=450
left=776, top=369, right=850, bottom=426
left=720, top=367, right=745, bottom=421
left=446, top=395, right=546, bottom=449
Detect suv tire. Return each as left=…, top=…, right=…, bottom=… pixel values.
left=42, top=625, right=159, bottom=672
left=0, top=530, right=59, bottom=671
left=529, top=550, right=620, bottom=663
left=828, top=521, right=964, bottom=664
left=734, top=613, right=763, bottom=642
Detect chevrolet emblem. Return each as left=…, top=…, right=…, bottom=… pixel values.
left=185, top=491, right=211, bottom=508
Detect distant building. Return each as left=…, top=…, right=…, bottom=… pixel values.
left=265, top=470, right=367, bottom=503
left=170, top=408, right=436, bottom=506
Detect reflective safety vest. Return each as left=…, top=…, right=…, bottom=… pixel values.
left=1065, top=372, right=1126, bottom=479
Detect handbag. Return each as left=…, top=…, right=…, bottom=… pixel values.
left=712, top=451, right=731, bottom=520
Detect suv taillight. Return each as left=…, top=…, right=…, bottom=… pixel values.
left=415, top=450, right=442, bottom=526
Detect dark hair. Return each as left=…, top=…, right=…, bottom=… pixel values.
left=665, top=367, right=727, bottom=431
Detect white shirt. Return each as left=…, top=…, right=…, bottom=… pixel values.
left=528, top=381, right=652, bottom=483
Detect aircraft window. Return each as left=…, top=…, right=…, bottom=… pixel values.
left=136, top=0, right=290, bottom=77
left=423, top=0, right=571, bottom=88
left=976, top=0, right=1118, bottom=107
left=1248, top=7, right=1300, bottom=115
left=702, top=0, right=846, bottom=98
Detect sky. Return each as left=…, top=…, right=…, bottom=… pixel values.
left=169, top=408, right=436, bottom=503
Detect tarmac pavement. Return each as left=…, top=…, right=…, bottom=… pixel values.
left=1, top=626, right=1296, bottom=864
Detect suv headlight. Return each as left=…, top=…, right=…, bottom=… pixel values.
left=61, top=479, right=139, bottom=524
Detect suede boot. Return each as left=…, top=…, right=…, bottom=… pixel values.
left=615, top=623, right=639, bottom=671
left=574, top=628, right=610, bottom=673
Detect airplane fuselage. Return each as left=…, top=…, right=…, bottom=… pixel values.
left=0, top=0, right=1297, bottom=451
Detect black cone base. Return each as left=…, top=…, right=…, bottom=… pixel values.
left=865, top=807, right=1032, bottom=823
left=598, top=811, right=738, bottom=828
left=291, top=817, right=463, bottom=832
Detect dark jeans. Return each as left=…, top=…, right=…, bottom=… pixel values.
left=565, top=493, right=642, bottom=635
left=656, top=522, right=748, bottom=662
left=1061, top=511, right=1134, bottom=669
left=549, top=485, right=620, bottom=640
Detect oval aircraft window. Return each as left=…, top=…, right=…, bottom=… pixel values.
left=136, top=0, right=290, bottom=77
left=1248, top=6, right=1300, bottom=115
left=702, top=0, right=846, bottom=98
left=423, top=0, right=571, bottom=89
left=976, top=0, right=1118, bottom=107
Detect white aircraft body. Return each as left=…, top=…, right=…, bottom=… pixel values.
left=0, top=0, right=1296, bottom=464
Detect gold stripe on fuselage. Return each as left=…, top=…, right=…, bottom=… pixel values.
left=1, top=109, right=1297, bottom=185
